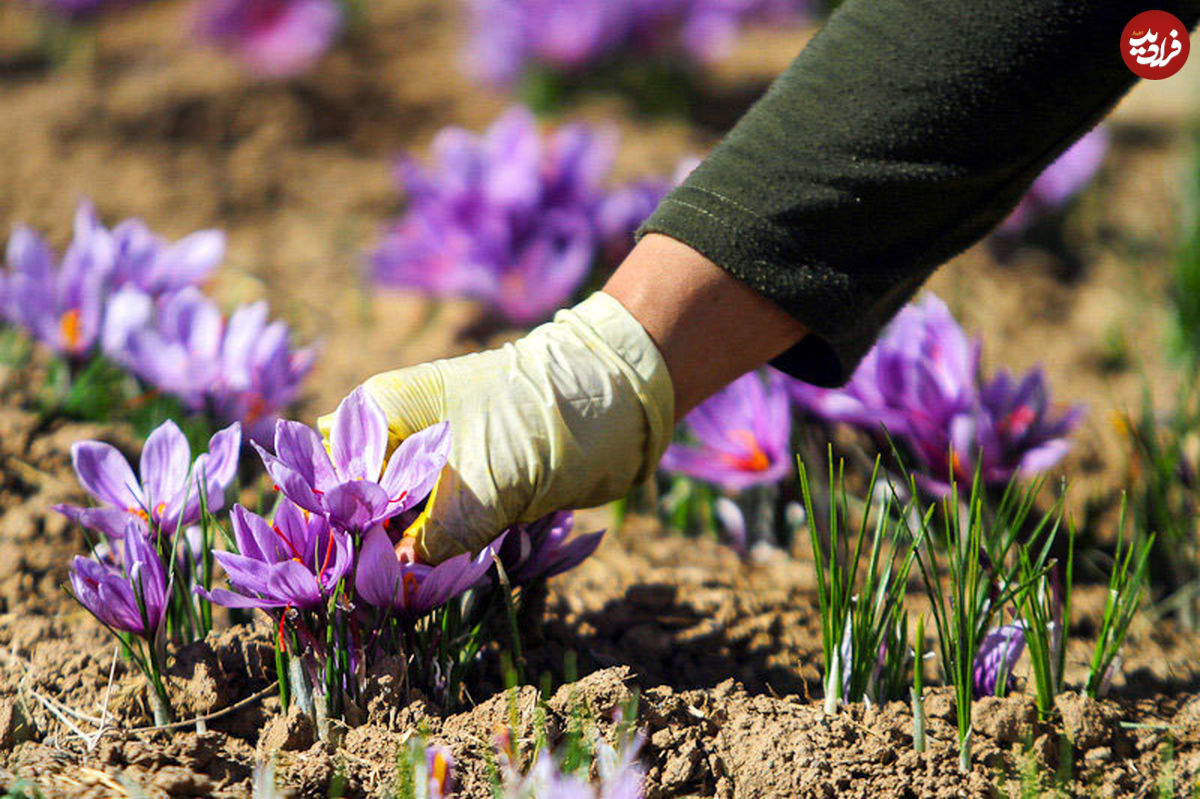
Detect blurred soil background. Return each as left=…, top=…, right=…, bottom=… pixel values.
left=3, top=1, right=1200, bottom=796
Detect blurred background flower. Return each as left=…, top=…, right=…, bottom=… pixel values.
left=195, top=0, right=345, bottom=78
left=371, top=106, right=616, bottom=325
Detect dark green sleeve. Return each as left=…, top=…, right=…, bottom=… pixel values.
left=639, top=0, right=1200, bottom=386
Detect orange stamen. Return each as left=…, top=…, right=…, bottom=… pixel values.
left=718, top=429, right=771, bottom=472
left=59, top=309, right=82, bottom=351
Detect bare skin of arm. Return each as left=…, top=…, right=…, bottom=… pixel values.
left=604, top=232, right=809, bottom=418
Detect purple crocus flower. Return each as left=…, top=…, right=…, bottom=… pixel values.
left=425, top=745, right=455, bottom=799
left=2, top=201, right=225, bottom=359
left=499, top=733, right=646, bottom=799
left=789, top=294, right=978, bottom=440
left=2, top=204, right=115, bottom=358
left=108, top=214, right=224, bottom=296
left=198, top=501, right=353, bottom=611
left=113, top=288, right=314, bottom=444
left=495, top=512, right=604, bottom=585
left=790, top=293, right=1083, bottom=495
left=69, top=519, right=167, bottom=637
left=256, top=387, right=449, bottom=532
left=55, top=420, right=241, bottom=541
left=659, top=369, right=792, bottom=492
left=997, top=127, right=1109, bottom=237
left=371, top=107, right=613, bottom=326
left=195, top=0, right=344, bottom=78
left=913, top=368, right=1086, bottom=496
left=354, top=525, right=494, bottom=619
left=973, top=623, right=1026, bottom=698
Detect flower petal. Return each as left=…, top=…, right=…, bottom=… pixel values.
left=379, top=421, right=450, bottom=511
left=54, top=504, right=138, bottom=540
left=254, top=442, right=324, bottom=515
left=354, top=525, right=405, bottom=609
left=139, top=420, right=191, bottom=515
left=71, top=440, right=143, bottom=510
left=328, top=387, right=388, bottom=482
left=322, top=480, right=389, bottom=531
left=267, top=560, right=323, bottom=610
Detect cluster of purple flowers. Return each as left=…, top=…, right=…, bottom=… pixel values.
left=198, top=389, right=602, bottom=723
left=2, top=202, right=313, bottom=444
left=371, top=107, right=694, bottom=326
left=466, top=0, right=809, bottom=86
left=194, top=0, right=344, bottom=78
left=790, top=294, right=1084, bottom=495
left=60, top=420, right=242, bottom=718
left=61, top=394, right=603, bottom=725
left=25, top=0, right=341, bottom=79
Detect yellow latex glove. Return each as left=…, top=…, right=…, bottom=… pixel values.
left=319, top=292, right=675, bottom=564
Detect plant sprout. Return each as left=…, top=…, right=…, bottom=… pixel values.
left=1086, top=500, right=1154, bottom=698
left=905, top=469, right=1061, bottom=771
left=800, top=451, right=916, bottom=713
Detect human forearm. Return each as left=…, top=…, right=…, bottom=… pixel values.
left=604, top=233, right=806, bottom=417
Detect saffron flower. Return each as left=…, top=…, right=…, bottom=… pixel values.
left=26, top=0, right=133, bottom=18
left=2, top=201, right=224, bottom=358
left=913, top=368, right=1087, bottom=495
left=55, top=420, right=241, bottom=541
left=424, top=745, right=455, bottom=799
left=195, top=0, right=344, bottom=78
left=256, top=387, right=449, bottom=531
left=973, top=623, right=1026, bottom=698
left=108, top=213, right=224, bottom=296
left=465, top=0, right=809, bottom=86
left=354, top=525, right=494, bottom=619
left=2, top=204, right=114, bottom=358
left=371, top=107, right=613, bottom=325
left=198, top=502, right=353, bottom=610
left=789, top=294, right=978, bottom=439
left=69, top=520, right=167, bottom=637
left=996, top=126, right=1109, bottom=237
left=113, top=288, right=315, bottom=444
left=789, top=293, right=1084, bottom=494
left=494, top=511, right=604, bottom=584
left=660, top=369, right=792, bottom=492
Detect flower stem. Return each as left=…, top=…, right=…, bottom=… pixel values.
left=288, top=655, right=316, bottom=721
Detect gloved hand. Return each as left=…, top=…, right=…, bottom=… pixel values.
left=319, top=292, right=675, bottom=564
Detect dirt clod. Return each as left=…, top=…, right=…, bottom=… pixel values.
left=259, top=704, right=316, bottom=754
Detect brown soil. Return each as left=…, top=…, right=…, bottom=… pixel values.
left=3, top=1, right=1200, bottom=797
